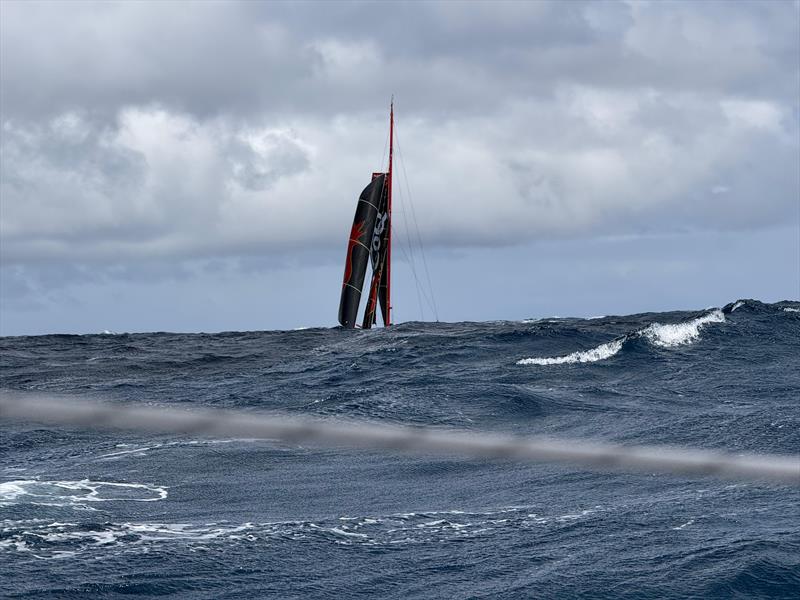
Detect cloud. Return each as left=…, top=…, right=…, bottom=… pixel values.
left=0, top=0, right=797, bottom=270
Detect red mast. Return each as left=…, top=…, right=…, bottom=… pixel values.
left=386, top=99, right=393, bottom=326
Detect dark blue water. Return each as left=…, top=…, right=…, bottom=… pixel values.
left=2, top=299, right=799, bottom=598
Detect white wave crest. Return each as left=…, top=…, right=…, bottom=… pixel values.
left=517, top=339, right=623, bottom=366
left=784, top=307, right=800, bottom=313
left=0, top=479, right=167, bottom=508
left=641, top=310, right=725, bottom=348
left=731, top=301, right=745, bottom=312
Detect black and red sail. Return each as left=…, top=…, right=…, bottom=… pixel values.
left=338, top=174, right=386, bottom=328
left=338, top=103, right=394, bottom=329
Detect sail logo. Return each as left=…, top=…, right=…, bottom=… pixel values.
left=371, top=212, right=387, bottom=261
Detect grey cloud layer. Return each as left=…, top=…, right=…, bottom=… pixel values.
left=1, top=0, right=798, bottom=266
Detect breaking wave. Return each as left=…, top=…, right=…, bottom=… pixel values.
left=518, top=309, right=726, bottom=366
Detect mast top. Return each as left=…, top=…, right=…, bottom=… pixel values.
left=388, top=99, right=394, bottom=174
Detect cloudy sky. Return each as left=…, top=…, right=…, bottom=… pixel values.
left=1, top=0, right=798, bottom=335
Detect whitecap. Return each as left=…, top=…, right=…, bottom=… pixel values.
left=517, top=339, right=623, bottom=366
left=327, top=527, right=368, bottom=538
left=554, top=509, right=596, bottom=522
left=521, top=317, right=563, bottom=323
left=783, top=307, right=800, bottom=313
left=0, top=521, right=257, bottom=559
left=0, top=504, right=609, bottom=558
left=96, top=445, right=158, bottom=459
left=730, top=301, right=745, bottom=312
left=641, top=310, right=725, bottom=348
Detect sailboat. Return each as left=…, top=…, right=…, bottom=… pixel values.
left=338, top=102, right=394, bottom=329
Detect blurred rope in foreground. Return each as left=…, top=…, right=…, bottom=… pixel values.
left=1, top=393, right=798, bottom=486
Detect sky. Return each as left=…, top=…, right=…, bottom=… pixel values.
left=1, top=0, right=798, bottom=335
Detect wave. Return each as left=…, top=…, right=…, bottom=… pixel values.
left=784, top=307, right=800, bottom=313
left=518, top=309, right=726, bottom=366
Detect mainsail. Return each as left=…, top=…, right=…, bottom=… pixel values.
left=338, top=102, right=394, bottom=329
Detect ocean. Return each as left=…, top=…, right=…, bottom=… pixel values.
left=1, top=298, right=799, bottom=598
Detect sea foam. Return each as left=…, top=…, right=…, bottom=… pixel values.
left=0, top=505, right=601, bottom=559
left=516, top=339, right=623, bottom=366
left=0, top=479, right=167, bottom=508
left=641, top=310, right=725, bottom=348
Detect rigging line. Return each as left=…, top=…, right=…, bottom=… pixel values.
left=387, top=116, right=425, bottom=320
left=1, top=393, right=798, bottom=486
left=389, top=216, right=427, bottom=322
left=387, top=106, right=435, bottom=320
left=396, top=140, right=438, bottom=322
left=391, top=205, right=436, bottom=319
left=393, top=174, right=426, bottom=321
left=393, top=155, right=436, bottom=320
left=390, top=137, right=436, bottom=319
left=390, top=137, right=428, bottom=319
left=393, top=125, right=440, bottom=321
left=392, top=121, right=438, bottom=320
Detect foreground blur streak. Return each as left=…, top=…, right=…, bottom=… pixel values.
left=1, top=393, right=798, bottom=486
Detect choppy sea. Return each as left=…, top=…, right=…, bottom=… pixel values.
left=1, top=298, right=799, bottom=599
